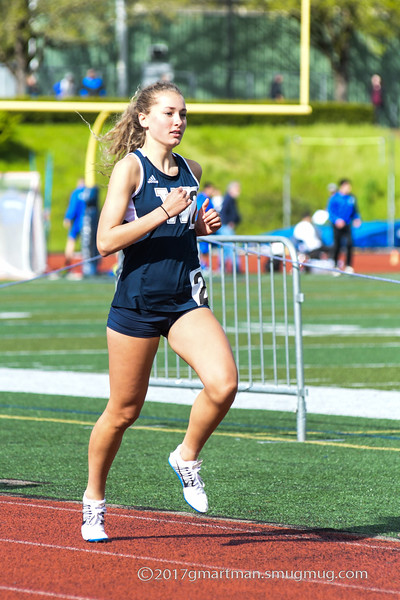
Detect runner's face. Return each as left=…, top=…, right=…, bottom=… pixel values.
left=141, top=92, right=187, bottom=147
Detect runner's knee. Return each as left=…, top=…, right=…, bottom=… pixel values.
left=104, top=402, right=142, bottom=431
left=204, top=371, right=238, bottom=406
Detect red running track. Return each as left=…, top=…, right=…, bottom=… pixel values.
left=1, top=496, right=399, bottom=600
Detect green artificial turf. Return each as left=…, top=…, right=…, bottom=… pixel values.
left=1, top=272, right=399, bottom=537
left=1, top=392, right=400, bottom=537
left=1, top=273, right=399, bottom=387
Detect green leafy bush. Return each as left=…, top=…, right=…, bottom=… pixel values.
left=0, top=111, right=22, bottom=145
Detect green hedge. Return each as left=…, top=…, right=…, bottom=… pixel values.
left=0, top=98, right=374, bottom=126
left=187, top=101, right=374, bottom=126
left=0, top=111, right=22, bottom=144
left=306, top=102, right=374, bottom=125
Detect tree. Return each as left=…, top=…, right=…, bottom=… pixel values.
left=5, top=0, right=400, bottom=101
left=0, top=0, right=115, bottom=95
left=250, top=0, right=400, bottom=101
left=0, top=1, right=31, bottom=95
left=0, top=0, right=193, bottom=96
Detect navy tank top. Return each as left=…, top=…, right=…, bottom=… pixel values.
left=112, top=149, right=208, bottom=312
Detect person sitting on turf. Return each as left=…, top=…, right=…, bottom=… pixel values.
left=293, top=211, right=331, bottom=270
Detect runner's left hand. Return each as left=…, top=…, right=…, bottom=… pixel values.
left=196, top=198, right=221, bottom=236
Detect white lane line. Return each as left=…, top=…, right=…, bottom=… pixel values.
left=0, top=585, right=99, bottom=600
left=1, top=498, right=400, bottom=550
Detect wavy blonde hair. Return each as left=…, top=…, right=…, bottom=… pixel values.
left=104, top=81, right=184, bottom=165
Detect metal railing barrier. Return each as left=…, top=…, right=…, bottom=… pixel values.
left=150, top=235, right=307, bottom=442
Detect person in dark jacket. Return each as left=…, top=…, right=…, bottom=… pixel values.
left=327, top=179, right=361, bottom=273
left=219, top=181, right=241, bottom=272
left=270, top=74, right=284, bottom=100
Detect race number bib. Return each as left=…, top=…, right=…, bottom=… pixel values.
left=189, top=268, right=208, bottom=306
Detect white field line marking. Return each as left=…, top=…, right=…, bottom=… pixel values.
left=2, top=335, right=400, bottom=351
left=243, top=343, right=400, bottom=351
left=1, top=498, right=400, bottom=550
left=232, top=323, right=400, bottom=337
left=1, top=320, right=104, bottom=327
left=0, top=585, right=99, bottom=600
left=302, top=342, right=400, bottom=349
left=3, top=320, right=399, bottom=336
left=304, top=363, right=400, bottom=369
left=0, top=350, right=107, bottom=356
left=2, top=333, right=101, bottom=340
left=306, top=379, right=400, bottom=388
left=1, top=538, right=399, bottom=596
left=1, top=350, right=398, bottom=370
left=349, top=382, right=400, bottom=388
left=0, top=313, right=31, bottom=319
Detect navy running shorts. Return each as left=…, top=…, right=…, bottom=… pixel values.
left=107, top=305, right=209, bottom=338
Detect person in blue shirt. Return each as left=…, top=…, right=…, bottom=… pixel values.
left=327, top=179, right=361, bottom=273
left=53, top=73, right=76, bottom=99
left=63, top=177, right=87, bottom=268
left=196, top=182, right=215, bottom=270
left=80, top=81, right=238, bottom=542
left=80, top=68, right=106, bottom=97
left=196, top=181, right=215, bottom=213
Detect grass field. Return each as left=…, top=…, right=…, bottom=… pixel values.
left=1, top=272, right=400, bottom=537
left=0, top=121, right=397, bottom=252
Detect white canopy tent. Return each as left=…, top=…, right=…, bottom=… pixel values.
left=0, top=171, right=47, bottom=280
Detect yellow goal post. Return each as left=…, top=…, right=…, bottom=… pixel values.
left=0, top=0, right=310, bottom=187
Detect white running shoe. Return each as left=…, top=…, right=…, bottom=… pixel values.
left=168, top=445, right=209, bottom=513
left=81, top=495, right=108, bottom=542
